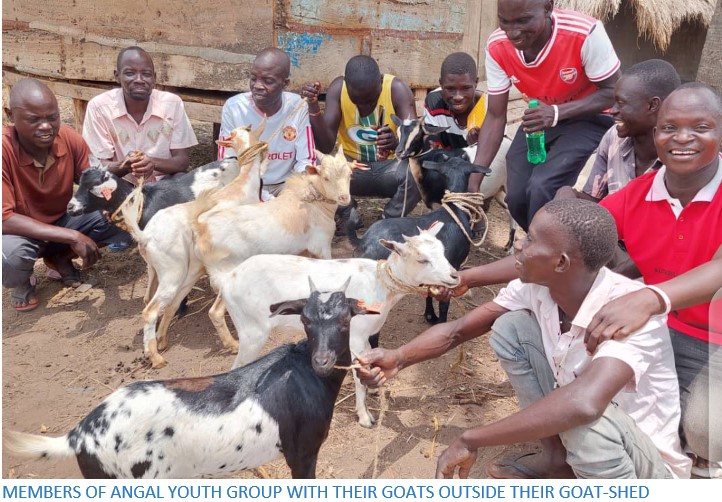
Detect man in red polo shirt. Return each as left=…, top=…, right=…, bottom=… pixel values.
left=472, top=0, right=620, bottom=231
left=2, top=79, right=126, bottom=311
left=599, top=83, right=722, bottom=477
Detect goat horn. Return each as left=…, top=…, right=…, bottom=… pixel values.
left=308, top=276, right=319, bottom=294
left=339, top=276, right=352, bottom=293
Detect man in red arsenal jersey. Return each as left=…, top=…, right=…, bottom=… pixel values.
left=472, top=0, right=620, bottom=231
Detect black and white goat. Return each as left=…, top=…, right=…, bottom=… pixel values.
left=347, top=157, right=486, bottom=325
left=3, top=278, right=373, bottom=479
left=67, top=158, right=242, bottom=230
left=392, top=115, right=516, bottom=250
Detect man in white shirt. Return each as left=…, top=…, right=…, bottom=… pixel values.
left=358, top=198, right=689, bottom=479
left=218, top=48, right=315, bottom=197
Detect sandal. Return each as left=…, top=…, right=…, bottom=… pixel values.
left=10, top=281, right=40, bottom=312
left=486, top=452, right=574, bottom=479
left=46, top=266, right=82, bottom=288
left=691, top=458, right=722, bottom=479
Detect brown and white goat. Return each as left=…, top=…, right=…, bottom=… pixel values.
left=122, top=126, right=268, bottom=368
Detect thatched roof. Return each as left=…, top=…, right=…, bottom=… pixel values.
left=556, top=0, right=716, bottom=51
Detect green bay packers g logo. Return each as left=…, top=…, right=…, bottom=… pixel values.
left=347, top=126, right=378, bottom=145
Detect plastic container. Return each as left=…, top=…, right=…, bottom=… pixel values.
left=526, top=99, right=546, bottom=164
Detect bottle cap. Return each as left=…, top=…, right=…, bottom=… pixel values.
left=529, top=99, right=539, bottom=109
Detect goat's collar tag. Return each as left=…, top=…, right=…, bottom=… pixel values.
left=357, top=299, right=384, bottom=313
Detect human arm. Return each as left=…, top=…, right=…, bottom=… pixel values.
left=436, top=356, right=634, bottom=478
left=301, top=78, right=343, bottom=154
left=375, top=77, right=417, bottom=152
left=292, top=106, right=317, bottom=173
left=585, top=245, right=722, bottom=353
left=470, top=92, right=508, bottom=192
left=357, top=301, right=510, bottom=387
left=2, top=214, right=99, bottom=267
left=432, top=254, right=519, bottom=302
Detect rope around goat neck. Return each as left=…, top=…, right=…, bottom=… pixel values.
left=376, top=260, right=428, bottom=296
left=110, top=177, right=145, bottom=230
left=440, top=190, right=489, bottom=248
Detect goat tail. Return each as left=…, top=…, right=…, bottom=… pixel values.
left=4, top=430, right=75, bottom=460
left=118, top=183, right=146, bottom=244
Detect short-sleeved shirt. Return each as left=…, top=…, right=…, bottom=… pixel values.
left=582, top=126, right=662, bottom=199
left=601, top=160, right=722, bottom=344
left=486, top=9, right=620, bottom=105
left=423, top=88, right=487, bottom=149
left=218, top=92, right=316, bottom=185
left=83, top=88, right=198, bottom=184
left=494, top=267, right=690, bottom=479
left=2, top=125, right=90, bottom=225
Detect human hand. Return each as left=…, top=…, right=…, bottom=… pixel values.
left=522, top=101, right=555, bottom=133
left=430, top=275, right=469, bottom=302
left=130, top=153, right=155, bottom=179
left=69, top=231, right=100, bottom=268
left=301, top=81, right=322, bottom=109
left=356, top=348, right=403, bottom=387
left=435, top=438, right=478, bottom=479
left=375, top=124, right=397, bottom=152
left=467, top=126, right=480, bottom=145
left=584, top=288, right=663, bottom=354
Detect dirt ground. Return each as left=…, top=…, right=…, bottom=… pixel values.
left=1, top=102, right=533, bottom=479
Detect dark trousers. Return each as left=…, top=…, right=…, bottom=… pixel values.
left=506, top=114, right=613, bottom=231
left=2, top=211, right=128, bottom=289
left=347, top=158, right=421, bottom=219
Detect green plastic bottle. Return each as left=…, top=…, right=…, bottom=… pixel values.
left=526, top=99, right=546, bottom=164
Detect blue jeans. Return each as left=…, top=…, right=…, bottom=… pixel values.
left=489, top=310, right=671, bottom=479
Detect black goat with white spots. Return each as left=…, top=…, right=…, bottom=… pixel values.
left=4, top=279, right=374, bottom=479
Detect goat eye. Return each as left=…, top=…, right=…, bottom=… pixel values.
left=417, top=259, right=430, bottom=265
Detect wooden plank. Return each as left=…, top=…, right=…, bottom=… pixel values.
left=72, top=99, right=87, bottom=132
left=283, top=0, right=467, bottom=33
left=477, top=0, right=499, bottom=81
left=2, top=32, right=254, bottom=92
left=461, top=0, right=484, bottom=65
left=373, top=37, right=461, bottom=89
left=2, top=70, right=224, bottom=123
left=2, top=0, right=273, bottom=52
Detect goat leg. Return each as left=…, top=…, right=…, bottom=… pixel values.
left=438, top=300, right=451, bottom=324
left=209, top=293, right=239, bottom=353
left=424, top=296, right=439, bottom=325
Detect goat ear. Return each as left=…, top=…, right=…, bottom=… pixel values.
left=379, top=239, right=404, bottom=255
left=421, top=160, right=445, bottom=172
left=426, top=221, right=445, bottom=237
left=422, top=124, right=450, bottom=135
left=305, top=164, right=320, bottom=175
left=391, top=114, right=402, bottom=127
left=269, top=299, right=307, bottom=317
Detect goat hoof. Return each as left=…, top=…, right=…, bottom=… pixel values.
left=358, top=414, right=376, bottom=429
left=225, top=341, right=240, bottom=354
left=425, top=314, right=439, bottom=325
left=157, top=339, right=168, bottom=351
left=149, top=355, right=168, bottom=369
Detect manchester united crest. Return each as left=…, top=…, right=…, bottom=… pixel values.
left=282, top=126, right=297, bottom=141
left=559, top=68, right=578, bottom=84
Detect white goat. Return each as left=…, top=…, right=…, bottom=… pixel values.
left=222, top=223, right=459, bottom=427
left=122, top=126, right=268, bottom=368
left=190, top=147, right=356, bottom=350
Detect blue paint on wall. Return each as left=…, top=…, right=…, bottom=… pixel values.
left=277, top=32, right=332, bottom=68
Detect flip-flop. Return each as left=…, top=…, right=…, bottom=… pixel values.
left=10, top=282, right=40, bottom=312
left=60, top=268, right=83, bottom=288
left=486, top=452, right=546, bottom=479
